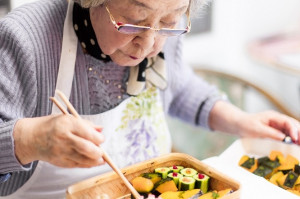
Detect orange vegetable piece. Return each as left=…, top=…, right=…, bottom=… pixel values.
left=285, top=155, right=299, bottom=165
left=131, top=176, right=154, bottom=193
left=155, top=180, right=178, bottom=194
left=238, top=155, right=258, bottom=173
left=269, top=151, right=284, bottom=162
left=269, top=171, right=284, bottom=185
left=238, top=155, right=249, bottom=166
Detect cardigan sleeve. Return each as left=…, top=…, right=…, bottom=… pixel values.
left=163, top=35, right=227, bottom=130
left=0, top=14, right=38, bottom=173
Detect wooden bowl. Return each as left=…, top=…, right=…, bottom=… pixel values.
left=66, top=153, right=240, bottom=199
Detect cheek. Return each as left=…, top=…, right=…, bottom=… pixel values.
left=99, top=34, right=131, bottom=55
left=147, top=37, right=167, bottom=57
left=90, top=7, right=132, bottom=55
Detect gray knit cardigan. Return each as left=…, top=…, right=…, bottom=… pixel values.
left=0, top=0, right=221, bottom=196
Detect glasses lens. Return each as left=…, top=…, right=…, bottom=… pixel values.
left=118, top=25, right=149, bottom=34
left=158, top=29, right=187, bottom=36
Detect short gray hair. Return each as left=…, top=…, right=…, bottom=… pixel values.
left=73, top=0, right=211, bottom=17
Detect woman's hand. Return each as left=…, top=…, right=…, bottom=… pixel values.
left=210, top=101, right=300, bottom=144
left=13, top=114, right=105, bottom=168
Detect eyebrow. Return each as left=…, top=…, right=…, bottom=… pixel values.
left=130, top=0, right=189, bottom=13
left=130, top=0, right=153, bottom=10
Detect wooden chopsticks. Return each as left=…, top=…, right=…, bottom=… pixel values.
left=50, top=90, right=141, bottom=199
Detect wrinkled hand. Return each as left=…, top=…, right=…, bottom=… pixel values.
left=210, top=101, right=300, bottom=145
left=236, top=110, right=300, bottom=144
left=14, top=114, right=105, bottom=168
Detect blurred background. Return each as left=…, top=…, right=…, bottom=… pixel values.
left=1, top=0, right=300, bottom=160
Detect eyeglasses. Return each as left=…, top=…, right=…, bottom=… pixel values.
left=105, top=5, right=191, bottom=37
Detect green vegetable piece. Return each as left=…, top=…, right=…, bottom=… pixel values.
left=167, top=172, right=183, bottom=185
left=212, top=191, right=219, bottom=199
left=180, top=168, right=198, bottom=177
left=253, top=165, right=272, bottom=178
left=294, top=165, right=300, bottom=175
left=154, top=167, right=171, bottom=179
left=284, top=171, right=299, bottom=188
left=178, top=176, right=195, bottom=191
left=169, top=165, right=184, bottom=173
left=241, top=157, right=255, bottom=169
left=257, top=156, right=269, bottom=165
left=193, top=173, right=210, bottom=194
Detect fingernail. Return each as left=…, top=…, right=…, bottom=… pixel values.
left=283, top=136, right=292, bottom=144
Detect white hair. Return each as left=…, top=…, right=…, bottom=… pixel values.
left=73, top=0, right=212, bottom=17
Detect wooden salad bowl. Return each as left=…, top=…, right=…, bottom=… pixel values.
left=66, top=153, right=241, bottom=199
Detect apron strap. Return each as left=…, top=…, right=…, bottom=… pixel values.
left=52, top=0, right=78, bottom=114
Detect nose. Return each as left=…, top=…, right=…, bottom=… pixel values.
left=132, top=29, right=156, bottom=51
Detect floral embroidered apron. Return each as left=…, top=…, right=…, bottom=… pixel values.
left=2, top=1, right=171, bottom=198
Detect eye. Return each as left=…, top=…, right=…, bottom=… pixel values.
left=161, top=21, right=176, bottom=28
left=122, top=16, right=139, bottom=24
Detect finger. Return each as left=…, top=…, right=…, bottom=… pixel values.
left=259, top=124, right=286, bottom=141
left=71, top=118, right=105, bottom=146
left=55, top=156, right=105, bottom=168
left=65, top=150, right=105, bottom=168
left=85, top=120, right=103, bottom=132
left=69, top=133, right=104, bottom=160
left=295, top=121, right=300, bottom=145
left=269, top=116, right=299, bottom=143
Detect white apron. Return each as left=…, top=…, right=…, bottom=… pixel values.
left=2, top=1, right=171, bottom=198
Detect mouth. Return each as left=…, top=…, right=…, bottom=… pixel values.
left=129, top=55, right=138, bottom=60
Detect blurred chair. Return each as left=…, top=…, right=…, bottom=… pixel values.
left=168, top=67, right=298, bottom=160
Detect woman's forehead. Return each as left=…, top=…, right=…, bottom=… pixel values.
left=111, top=0, right=189, bottom=13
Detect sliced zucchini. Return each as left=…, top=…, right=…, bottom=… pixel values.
left=178, top=176, right=195, bottom=191
left=169, top=165, right=184, bottom=173
left=193, top=173, right=210, bottom=194
left=167, top=172, right=183, bottom=185
left=180, top=168, right=198, bottom=177
left=155, top=167, right=171, bottom=179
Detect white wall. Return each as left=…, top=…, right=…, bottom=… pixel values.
left=184, top=0, right=300, bottom=117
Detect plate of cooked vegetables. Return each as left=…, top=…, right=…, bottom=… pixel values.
left=214, top=138, right=300, bottom=198
left=66, top=153, right=240, bottom=199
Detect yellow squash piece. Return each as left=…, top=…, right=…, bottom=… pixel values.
left=198, top=191, right=213, bottom=199
left=181, top=189, right=201, bottom=199
left=269, top=151, right=284, bottom=162
left=159, top=191, right=180, bottom=199
left=217, top=188, right=232, bottom=197
left=277, top=174, right=288, bottom=189
left=293, top=176, right=300, bottom=191
left=269, top=171, right=284, bottom=185
left=131, top=176, right=154, bottom=193
left=155, top=179, right=178, bottom=194
left=159, top=189, right=201, bottom=199
left=238, top=155, right=258, bottom=172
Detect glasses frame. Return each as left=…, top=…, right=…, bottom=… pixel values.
left=105, top=4, right=191, bottom=36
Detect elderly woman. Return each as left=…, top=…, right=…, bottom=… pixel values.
left=0, top=0, right=299, bottom=198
